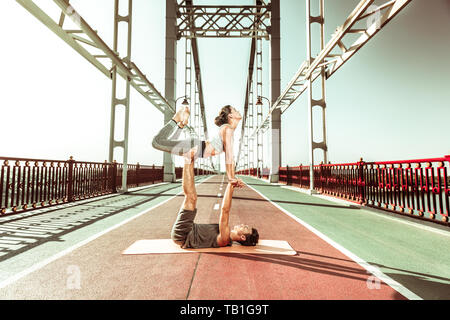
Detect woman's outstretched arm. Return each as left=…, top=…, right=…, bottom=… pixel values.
left=222, top=126, right=244, bottom=188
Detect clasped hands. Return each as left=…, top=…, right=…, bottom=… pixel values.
left=228, top=177, right=245, bottom=188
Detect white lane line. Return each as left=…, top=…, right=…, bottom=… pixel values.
left=245, top=181, right=422, bottom=301
left=215, top=175, right=225, bottom=211
left=280, top=185, right=450, bottom=238
left=0, top=175, right=215, bottom=290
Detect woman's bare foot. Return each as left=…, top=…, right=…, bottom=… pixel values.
left=172, top=108, right=186, bottom=128
left=181, top=106, right=190, bottom=127
left=172, top=106, right=190, bottom=128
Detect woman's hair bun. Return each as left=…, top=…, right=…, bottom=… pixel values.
left=215, top=105, right=232, bottom=127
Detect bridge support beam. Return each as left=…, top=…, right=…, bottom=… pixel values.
left=163, top=0, right=178, bottom=182
left=269, top=0, right=281, bottom=183
left=256, top=36, right=263, bottom=178
left=248, top=81, right=255, bottom=171
left=306, top=0, right=328, bottom=194
left=108, top=0, right=133, bottom=192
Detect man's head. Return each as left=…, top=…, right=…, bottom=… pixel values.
left=230, top=224, right=259, bottom=246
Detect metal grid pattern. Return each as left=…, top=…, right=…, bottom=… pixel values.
left=250, top=0, right=412, bottom=138
left=176, top=3, right=271, bottom=39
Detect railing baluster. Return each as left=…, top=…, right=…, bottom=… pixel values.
left=24, top=161, right=30, bottom=208
left=443, top=165, right=449, bottom=221
left=40, top=162, right=45, bottom=205
left=57, top=162, right=63, bottom=202
left=16, top=161, right=23, bottom=211
left=419, top=165, right=426, bottom=216
left=73, top=162, right=78, bottom=200
left=414, top=164, right=421, bottom=215
left=424, top=164, right=431, bottom=216
left=402, top=166, right=407, bottom=210
left=403, top=165, right=410, bottom=212
left=31, top=162, right=37, bottom=207
left=10, top=162, right=17, bottom=209
left=0, top=162, right=5, bottom=213
left=436, top=163, right=444, bottom=218
left=429, top=164, right=437, bottom=219
left=79, top=162, right=83, bottom=198
left=76, top=163, right=82, bottom=199
left=392, top=165, right=398, bottom=210
left=49, top=162, right=54, bottom=204
left=67, top=158, right=74, bottom=202
left=87, top=163, right=91, bottom=197
left=5, top=163, right=10, bottom=210
left=371, top=164, right=376, bottom=205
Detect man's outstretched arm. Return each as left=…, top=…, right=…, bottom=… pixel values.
left=217, top=182, right=234, bottom=246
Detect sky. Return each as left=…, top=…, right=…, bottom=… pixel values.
left=1, top=0, right=449, bottom=170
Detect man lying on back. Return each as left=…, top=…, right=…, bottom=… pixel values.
left=171, top=152, right=259, bottom=249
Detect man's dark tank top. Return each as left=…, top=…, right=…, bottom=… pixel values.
left=183, top=223, right=222, bottom=248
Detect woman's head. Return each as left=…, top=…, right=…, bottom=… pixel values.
left=214, top=105, right=242, bottom=127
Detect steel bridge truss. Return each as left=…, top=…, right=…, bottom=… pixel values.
left=16, top=0, right=182, bottom=190
left=17, top=0, right=174, bottom=115
left=251, top=0, right=412, bottom=138
left=177, top=1, right=271, bottom=39
left=177, top=0, right=274, bottom=178
left=245, top=0, right=411, bottom=190
left=180, top=0, right=213, bottom=172
left=16, top=0, right=212, bottom=188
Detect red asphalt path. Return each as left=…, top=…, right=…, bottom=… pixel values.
left=0, top=175, right=406, bottom=299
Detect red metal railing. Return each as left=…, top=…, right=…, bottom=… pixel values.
left=0, top=156, right=213, bottom=217
left=237, top=167, right=270, bottom=179
left=119, top=163, right=165, bottom=189
left=240, top=155, right=450, bottom=226
left=175, top=167, right=183, bottom=180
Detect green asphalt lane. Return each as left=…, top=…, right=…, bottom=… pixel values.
left=0, top=177, right=210, bottom=287
left=241, top=176, right=450, bottom=300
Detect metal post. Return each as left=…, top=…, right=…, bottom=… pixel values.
left=194, top=78, right=201, bottom=169
left=319, top=0, right=328, bottom=166
left=164, top=0, right=178, bottom=182
left=269, top=0, right=281, bottom=183
left=244, top=119, right=249, bottom=172
left=67, top=156, right=74, bottom=202
left=256, top=35, right=263, bottom=178
left=248, top=81, right=255, bottom=171
left=306, top=0, right=314, bottom=193
left=185, top=36, right=192, bottom=116
left=108, top=0, right=132, bottom=192
left=306, top=0, right=327, bottom=194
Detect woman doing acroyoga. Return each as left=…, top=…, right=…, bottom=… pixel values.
left=152, top=105, right=244, bottom=187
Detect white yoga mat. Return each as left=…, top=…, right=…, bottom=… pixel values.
left=122, top=239, right=297, bottom=255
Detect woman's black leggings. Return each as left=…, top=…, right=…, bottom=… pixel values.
left=152, top=120, right=205, bottom=158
